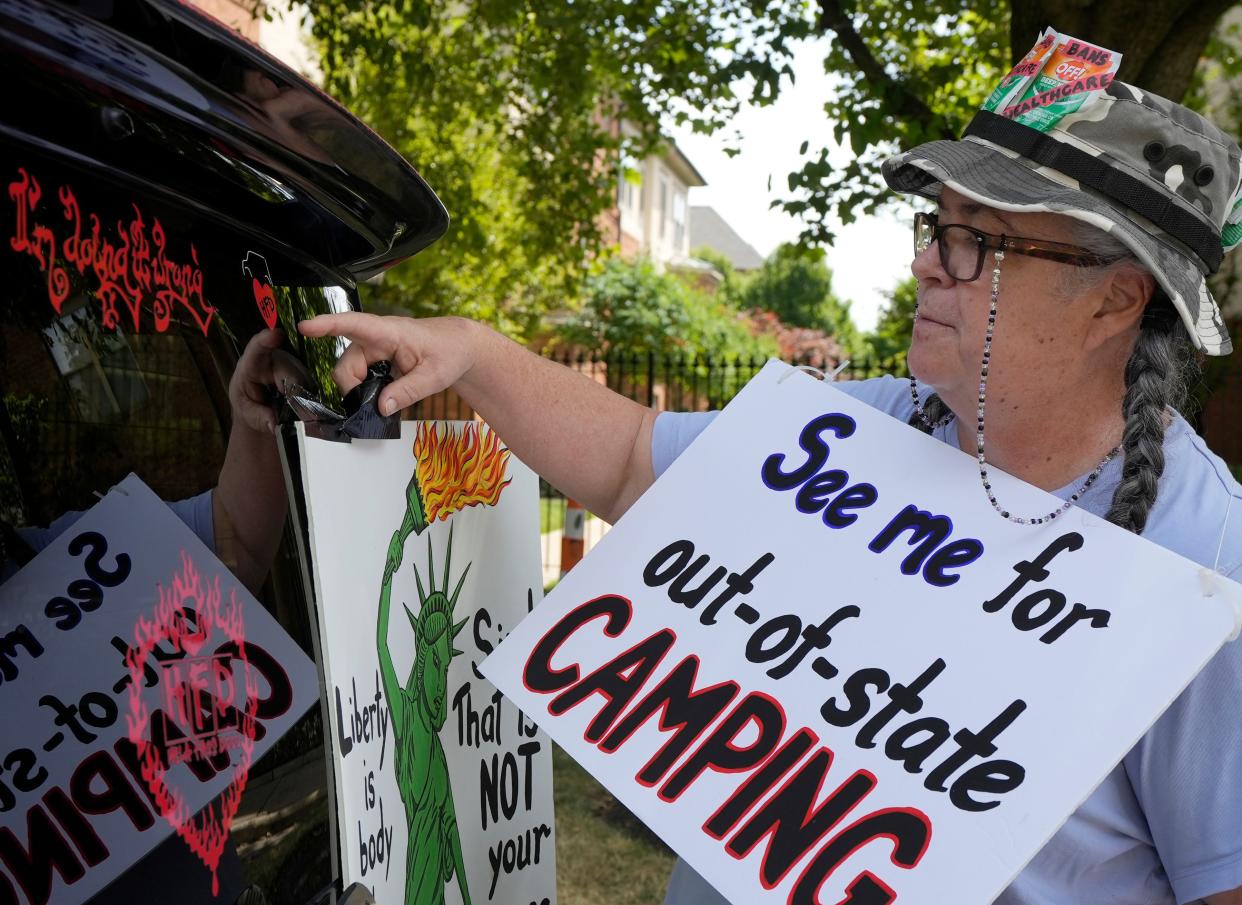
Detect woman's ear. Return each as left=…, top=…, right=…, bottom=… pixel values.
left=1086, top=265, right=1155, bottom=350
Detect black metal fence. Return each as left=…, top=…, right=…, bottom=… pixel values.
left=408, top=349, right=909, bottom=583
left=411, top=349, right=907, bottom=420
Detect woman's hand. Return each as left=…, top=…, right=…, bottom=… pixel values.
left=228, top=328, right=308, bottom=434
left=216, top=328, right=303, bottom=593
left=298, top=313, right=478, bottom=415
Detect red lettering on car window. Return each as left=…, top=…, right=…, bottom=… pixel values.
left=8, top=168, right=216, bottom=336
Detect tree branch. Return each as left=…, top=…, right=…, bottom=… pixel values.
left=1133, top=0, right=1235, bottom=98
left=816, top=0, right=956, bottom=139
left=1010, top=0, right=1227, bottom=100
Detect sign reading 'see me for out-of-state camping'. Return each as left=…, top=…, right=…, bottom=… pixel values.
left=483, top=360, right=1242, bottom=905
left=0, top=475, right=319, bottom=905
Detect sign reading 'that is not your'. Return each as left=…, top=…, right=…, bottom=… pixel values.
left=482, top=360, right=1242, bottom=905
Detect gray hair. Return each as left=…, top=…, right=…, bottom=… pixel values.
left=910, top=214, right=1199, bottom=535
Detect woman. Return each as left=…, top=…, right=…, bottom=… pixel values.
left=301, top=81, right=1242, bottom=903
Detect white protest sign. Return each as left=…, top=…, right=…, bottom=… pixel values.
left=297, top=421, right=555, bottom=905
left=482, top=360, right=1242, bottom=905
left=0, top=474, right=319, bottom=905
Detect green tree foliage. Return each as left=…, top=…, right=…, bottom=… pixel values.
left=786, top=0, right=1237, bottom=244
left=690, top=246, right=752, bottom=311
left=554, top=258, right=777, bottom=360
left=866, top=276, right=917, bottom=370
left=741, top=244, right=861, bottom=354
left=301, top=0, right=810, bottom=336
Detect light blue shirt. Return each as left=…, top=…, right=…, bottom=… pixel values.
left=15, top=490, right=216, bottom=557
left=653, top=375, right=1242, bottom=905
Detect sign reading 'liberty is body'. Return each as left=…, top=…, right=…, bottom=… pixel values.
left=298, top=422, right=555, bottom=905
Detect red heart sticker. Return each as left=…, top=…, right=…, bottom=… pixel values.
left=125, top=552, right=259, bottom=896
left=252, top=277, right=278, bottom=330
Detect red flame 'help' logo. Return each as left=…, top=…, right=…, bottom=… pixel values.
left=125, top=552, right=258, bottom=896
left=251, top=278, right=277, bottom=329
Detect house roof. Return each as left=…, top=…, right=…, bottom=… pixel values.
left=689, top=206, right=766, bottom=271
left=662, top=141, right=707, bottom=188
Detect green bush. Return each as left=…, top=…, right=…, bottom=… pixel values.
left=555, top=257, right=777, bottom=361
left=864, top=275, right=917, bottom=372
left=741, top=243, right=861, bottom=356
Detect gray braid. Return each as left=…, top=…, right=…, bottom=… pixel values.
left=1103, top=297, right=1193, bottom=534
left=1057, top=219, right=1197, bottom=535
left=908, top=394, right=951, bottom=435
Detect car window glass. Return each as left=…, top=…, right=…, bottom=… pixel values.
left=1, top=145, right=348, bottom=905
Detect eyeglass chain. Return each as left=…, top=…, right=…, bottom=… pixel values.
left=910, top=247, right=1120, bottom=525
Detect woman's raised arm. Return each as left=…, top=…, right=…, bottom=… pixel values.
left=298, top=313, right=657, bottom=524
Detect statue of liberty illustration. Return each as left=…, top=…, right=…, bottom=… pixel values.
left=377, top=422, right=511, bottom=905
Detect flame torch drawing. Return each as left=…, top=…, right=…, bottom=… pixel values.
left=378, top=422, right=511, bottom=905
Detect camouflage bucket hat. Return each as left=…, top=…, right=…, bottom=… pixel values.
left=883, top=81, right=1242, bottom=355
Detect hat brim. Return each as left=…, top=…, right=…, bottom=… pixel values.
left=883, top=136, right=1232, bottom=355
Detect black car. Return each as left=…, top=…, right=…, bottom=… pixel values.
left=0, top=2, right=447, bottom=902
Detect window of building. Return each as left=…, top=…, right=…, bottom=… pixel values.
left=673, top=191, right=687, bottom=249
left=618, top=151, right=640, bottom=215
left=658, top=176, right=669, bottom=240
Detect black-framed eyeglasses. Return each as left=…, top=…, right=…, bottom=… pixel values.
left=913, top=211, right=1128, bottom=282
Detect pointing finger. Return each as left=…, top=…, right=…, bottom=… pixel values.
left=298, top=312, right=391, bottom=348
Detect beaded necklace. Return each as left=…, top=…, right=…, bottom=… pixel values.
left=910, top=247, right=1120, bottom=525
